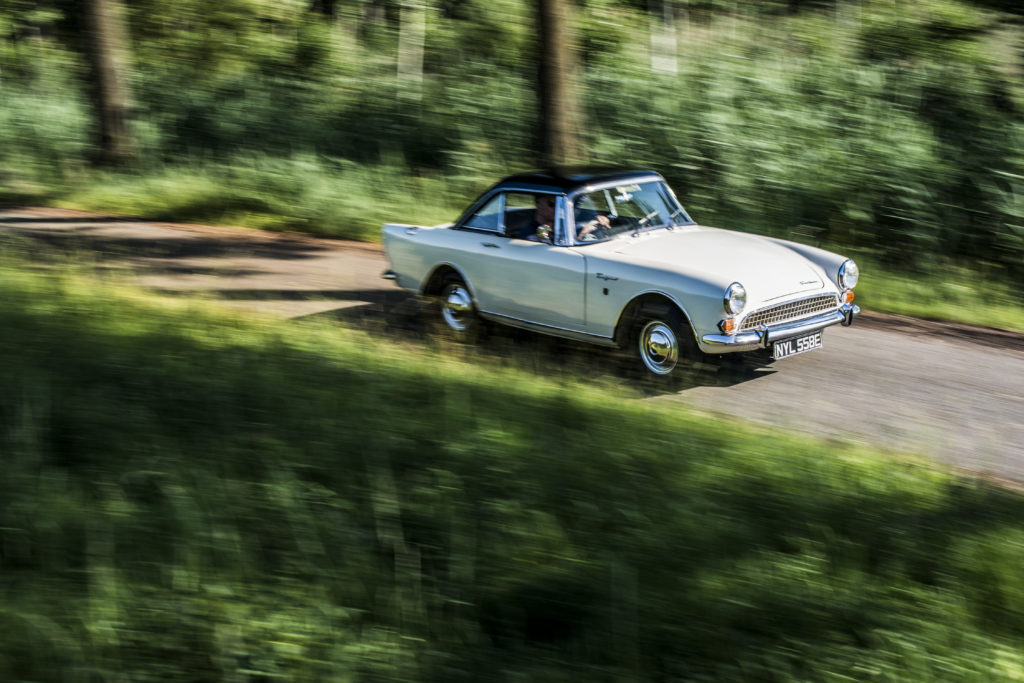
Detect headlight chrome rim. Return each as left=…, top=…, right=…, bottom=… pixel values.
left=839, top=259, right=859, bottom=290
left=724, top=282, right=747, bottom=315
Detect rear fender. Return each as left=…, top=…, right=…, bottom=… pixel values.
left=422, top=263, right=475, bottom=299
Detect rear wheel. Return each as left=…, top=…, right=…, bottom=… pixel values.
left=437, top=277, right=480, bottom=340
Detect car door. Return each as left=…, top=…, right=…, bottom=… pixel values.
left=479, top=240, right=587, bottom=329
left=458, top=192, right=587, bottom=330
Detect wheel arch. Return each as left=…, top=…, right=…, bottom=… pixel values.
left=613, top=291, right=697, bottom=349
left=421, top=263, right=474, bottom=298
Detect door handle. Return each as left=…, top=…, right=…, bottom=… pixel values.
left=482, top=242, right=501, bottom=248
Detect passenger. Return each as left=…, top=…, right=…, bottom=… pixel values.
left=515, top=195, right=557, bottom=241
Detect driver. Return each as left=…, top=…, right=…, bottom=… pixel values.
left=577, top=213, right=612, bottom=241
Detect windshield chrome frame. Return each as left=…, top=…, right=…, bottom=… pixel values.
left=566, top=176, right=692, bottom=246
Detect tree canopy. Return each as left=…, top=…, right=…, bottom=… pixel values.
left=0, top=0, right=1022, bottom=276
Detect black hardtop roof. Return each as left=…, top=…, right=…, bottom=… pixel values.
left=492, top=168, right=663, bottom=193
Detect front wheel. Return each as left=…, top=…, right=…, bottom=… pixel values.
left=632, top=309, right=701, bottom=381
left=638, top=319, right=680, bottom=376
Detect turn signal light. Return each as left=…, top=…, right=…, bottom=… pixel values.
left=718, top=318, right=736, bottom=335
left=843, top=290, right=855, bottom=304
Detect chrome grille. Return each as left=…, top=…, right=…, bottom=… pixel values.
left=740, top=295, right=839, bottom=331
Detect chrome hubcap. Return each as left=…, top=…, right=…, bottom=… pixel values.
left=639, top=321, right=678, bottom=375
left=441, top=285, right=473, bottom=332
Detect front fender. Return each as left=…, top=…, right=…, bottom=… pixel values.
left=762, top=237, right=848, bottom=289
left=587, top=259, right=727, bottom=343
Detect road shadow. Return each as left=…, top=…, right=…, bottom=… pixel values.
left=150, top=287, right=399, bottom=303
left=2, top=223, right=330, bottom=263
left=0, top=215, right=146, bottom=224
left=302, top=294, right=776, bottom=393
left=138, top=264, right=266, bottom=278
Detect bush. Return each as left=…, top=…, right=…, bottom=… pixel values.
left=3, top=0, right=1024, bottom=281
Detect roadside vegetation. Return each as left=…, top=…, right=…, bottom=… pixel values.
left=854, top=254, right=1024, bottom=331
left=3, top=2, right=1022, bottom=678
left=2, top=251, right=1024, bottom=681
left=2, top=0, right=1024, bottom=329
left=5, top=252, right=1024, bottom=679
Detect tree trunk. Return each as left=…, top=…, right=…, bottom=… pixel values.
left=83, top=0, right=135, bottom=165
left=397, top=0, right=427, bottom=101
left=310, top=0, right=339, bottom=17
left=649, top=0, right=678, bottom=74
left=536, top=0, right=583, bottom=167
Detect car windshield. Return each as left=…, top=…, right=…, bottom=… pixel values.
left=572, top=180, right=694, bottom=243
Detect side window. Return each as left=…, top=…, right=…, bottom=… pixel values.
left=504, top=192, right=541, bottom=239
left=463, top=194, right=503, bottom=232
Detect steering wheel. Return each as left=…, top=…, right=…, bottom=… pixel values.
left=579, top=217, right=611, bottom=241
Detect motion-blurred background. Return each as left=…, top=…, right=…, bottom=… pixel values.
left=3, top=2, right=1024, bottom=681
left=2, top=0, right=1024, bottom=280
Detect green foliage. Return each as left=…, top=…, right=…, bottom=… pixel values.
left=0, top=32, right=88, bottom=200
left=585, top=3, right=1024, bottom=281
left=856, top=0, right=991, bottom=62
left=853, top=254, right=1024, bottom=331
left=2, top=0, right=1024, bottom=294
left=2, top=257, right=1024, bottom=679
left=56, top=156, right=472, bottom=238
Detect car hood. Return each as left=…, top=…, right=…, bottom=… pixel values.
left=609, top=226, right=826, bottom=301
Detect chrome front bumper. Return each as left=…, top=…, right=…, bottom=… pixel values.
left=700, top=303, right=860, bottom=354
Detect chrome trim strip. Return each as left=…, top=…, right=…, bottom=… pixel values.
left=701, top=303, right=859, bottom=354
left=554, top=195, right=569, bottom=246
left=478, top=310, right=619, bottom=347
left=699, top=330, right=765, bottom=353
left=498, top=192, right=508, bottom=233
left=567, top=175, right=664, bottom=200
left=382, top=269, right=397, bottom=280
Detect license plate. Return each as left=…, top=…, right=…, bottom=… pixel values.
left=772, top=331, right=823, bottom=360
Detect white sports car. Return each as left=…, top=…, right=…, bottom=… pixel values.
left=382, top=169, right=860, bottom=379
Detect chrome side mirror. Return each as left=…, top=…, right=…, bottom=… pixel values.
left=536, top=224, right=553, bottom=243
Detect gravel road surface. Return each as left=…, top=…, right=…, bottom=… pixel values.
left=4, top=208, right=1022, bottom=481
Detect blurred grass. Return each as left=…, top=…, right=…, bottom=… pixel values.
left=855, top=255, right=1024, bottom=332
left=52, top=156, right=469, bottom=239
left=3, top=252, right=1024, bottom=680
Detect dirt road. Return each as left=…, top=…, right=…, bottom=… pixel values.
left=4, top=207, right=1023, bottom=481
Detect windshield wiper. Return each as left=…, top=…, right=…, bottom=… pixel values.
left=669, top=207, right=691, bottom=225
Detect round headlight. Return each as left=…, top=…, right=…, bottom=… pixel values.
left=724, top=282, right=747, bottom=315
left=839, top=259, right=860, bottom=290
